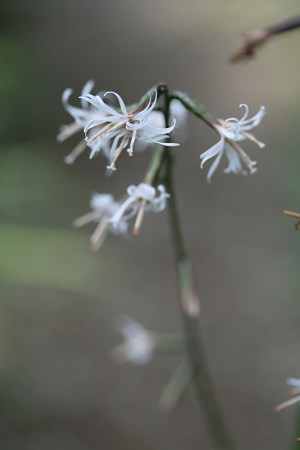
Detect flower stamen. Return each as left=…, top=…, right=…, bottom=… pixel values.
left=57, top=122, right=82, bottom=142
left=64, top=138, right=88, bottom=165
left=127, top=129, right=137, bottom=156
left=106, top=134, right=129, bottom=171
left=72, top=210, right=102, bottom=228
left=86, top=120, right=126, bottom=143
left=230, top=140, right=257, bottom=174
left=90, top=214, right=109, bottom=251
left=133, top=198, right=148, bottom=236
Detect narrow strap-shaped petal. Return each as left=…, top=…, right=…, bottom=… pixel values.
left=84, top=115, right=118, bottom=133
left=240, top=106, right=266, bottom=129
left=109, top=131, right=126, bottom=160
left=144, top=118, right=176, bottom=135
left=62, top=88, right=90, bottom=122
left=126, top=120, right=148, bottom=131
left=80, top=80, right=95, bottom=109
left=223, top=145, right=244, bottom=174
left=200, top=137, right=224, bottom=168
left=81, top=94, right=123, bottom=118
left=104, top=91, right=128, bottom=116
left=134, top=90, right=157, bottom=120
left=238, top=103, right=250, bottom=122
left=133, top=93, right=153, bottom=119
left=110, top=195, right=137, bottom=226
left=149, top=139, right=179, bottom=147
left=206, top=147, right=224, bottom=183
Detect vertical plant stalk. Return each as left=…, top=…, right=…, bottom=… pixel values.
left=162, top=91, right=234, bottom=450
left=291, top=405, right=300, bottom=450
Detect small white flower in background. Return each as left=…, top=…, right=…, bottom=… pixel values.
left=275, top=377, right=300, bottom=412
left=132, top=99, right=188, bottom=154
left=169, top=99, right=189, bottom=142
left=82, top=90, right=179, bottom=171
left=145, top=99, right=188, bottom=141
left=73, top=183, right=170, bottom=250
left=287, top=377, right=300, bottom=395
left=200, top=104, right=266, bottom=182
left=57, top=80, right=111, bottom=164
left=109, top=183, right=170, bottom=232
left=73, top=192, right=128, bottom=251
left=111, top=316, right=155, bottom=365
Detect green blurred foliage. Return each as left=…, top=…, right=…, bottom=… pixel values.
left=0, top=223, right=113, bottom=297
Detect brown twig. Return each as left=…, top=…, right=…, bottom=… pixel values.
left=283, top=210, right=300, bottom=230
left=230, top=15, right=300, bottom=63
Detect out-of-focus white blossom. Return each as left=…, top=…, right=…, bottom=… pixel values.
left=200, top=104, right=266, bottom=182
left=111, top=316, right=155, bottom=365
left=145, top=99, right=188, bottom=141
left=287, top=377, right=300, bottom=390
left=73, top=183, right=170, bottom=249
left=73, top=192, right=128, bottom=251
left=109, top=183, right=170, bottom=230
left=82, top=90, right=179, bottom=171
left=57, top=80, right=111, bottom=164
left=275, top=377, right=300, bottom=412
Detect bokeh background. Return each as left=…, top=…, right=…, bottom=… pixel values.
left=1, top=0, right=300, bottom=449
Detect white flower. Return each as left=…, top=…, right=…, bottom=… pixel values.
left=287, top=377, right=300, bottom=396
left=287, top=377, right=300, bottom=389
left=82, top=90, right=179, bottom=171
left=275, top=377, right=300, bottom=412
left=57, top=80, right=111, bottom=164
left=200, top=104, right=266, bottom=182
left=73, top=183, right=170, bottom=249
left=111, top=316, right=155, bottom=365
left=109, top=183, right=170, bottom=233
left=73, top=192, right=128, bottom=251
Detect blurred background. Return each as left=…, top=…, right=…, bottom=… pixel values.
left=1, top=0, right=300, bottom=449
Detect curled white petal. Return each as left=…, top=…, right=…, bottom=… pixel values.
left=82, top=90, right=179, bottom=170
left=110, top=183, right=170, bottom=228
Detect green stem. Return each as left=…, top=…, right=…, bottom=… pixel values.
left=291, top=405, right=300, bottom=450
left=162, top=90, right=235, bottom=449
left=169, top=90, right=217, bottom=127
left=164, top=151, right=234, bottom=449
left=144, top=145, right=167, bottom=185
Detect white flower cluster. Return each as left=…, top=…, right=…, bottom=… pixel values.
left=200, top=104, right=266, bottom=182
left=73, top=183, right=170, bottom=250
left=58, top=81, right=266, bottom=183
left=58, top=82, right=179, bottom=248
left=58, top=82, right=267, bottom=248
left=58, top=81, right=180, bottom=170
